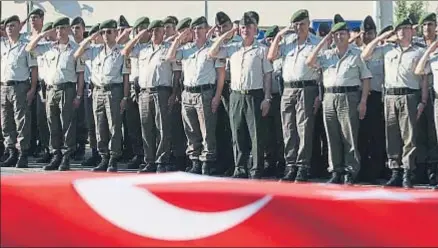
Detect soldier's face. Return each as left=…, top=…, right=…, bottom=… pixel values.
left=136, top=26, right=151, bottom=42
left=192, top=24, right=207, bottom=40
left=333, top=30, right=349, bottom=46
left=396, top=25, right=413, bottom=41
left=178, top=28, right=193, bottom=43
left=362, top=30, right=376, bottom=45
left=218, top=21, right=232, bottom=35
left=5, top=21, right=20, bottom=37
left=30, top=14, right=43, bottom=29
left=151, top=27, right=165, bottom=41
left=100, top=28, right=117, bottom=44
left=292, top=19, right=309, bottom=35
left=56, top=26, right=70, bottom=40
left=72, top=24, right=84, bottom=39
left=117, top=27, right=126, bottom=36
left=240, top=24, right=256, bottom=38
left=164, top=24, right=176, bottom=36
left=422, top=21, right=436, bottom=37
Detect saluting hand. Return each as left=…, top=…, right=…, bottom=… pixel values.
left=276, top=26, right=293, bottom=38
left=206, top=25, right=217, bottom=40
left=379, top=30, right=395, bottom=41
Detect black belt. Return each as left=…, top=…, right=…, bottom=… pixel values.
left=284, top=80, right=317, bottom=88
left=385, top=88, right=419, bottom=95
left=325, top=86, right=359, bottom=93
left=47, top=82, right=76, bottom=91
left=1, top=80, right=29, bottom=86
left=141, top=86, right=172, bottom=93
left=232, top=89, right=264, bottom=95
left=183, top=84, right=215, bottom=93
left=94, top=84, right=123, bottom=91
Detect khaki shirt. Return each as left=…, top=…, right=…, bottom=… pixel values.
left=219, top=40, right=273, bottom=91
left=176, top=40, right=223, bottom=87
left=131, top=41, right=179, bottom=88
left=1, top=37, right=38, bottom=82
left=279, top=33, right=321, bottom=82
left=317, top=47, right=372, bottom=88
left=413, top=36, right=435, bottom=89
left=33, top=40, right=84, bottom=85
left=359, top=45, right=384, bottom=92
left=272, top=58, right=282, bottom=94
left=71, top=38, right=91, bottom=83
left=82, top=44, right=130, bottom=87
left=372, top=43, right=427, bottom=89
left=219, top=35, right=243, bottom=81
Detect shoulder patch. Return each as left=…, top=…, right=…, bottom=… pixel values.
left=125, top=57, right=131, bottom=69
left=29, top=51, right=37, bottom=59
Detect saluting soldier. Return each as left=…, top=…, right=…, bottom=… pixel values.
left=80, top=23, right=102, bottom=167
left=268, top=9, right=322, bottom=182
left=123, top=19, right=179, bottom=173
left=306, top=21, right=371, bottom=185
left=412, top=12, right=438, bottom=185
left=163, top=16, right=178, bottom=40
left=210, top=13, right=273, bottom=179
left=362, top=17, right=429, bottom=188
left=167, top=16, right=226, bottom=175
left=74, top=19, right=130, bottom=172
left=0, top=15, right=38, bottom=168
left=26, top=17, right=85, bottom=171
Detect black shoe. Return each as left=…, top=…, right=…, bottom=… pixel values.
left=343, top=172, right=354, bottom=185
left=280, top=165, right=298, bottom=182
left=127, top=155, right=143, bottom=170
left=385, top=169, right=402, bottom=187
left=262, top=160, right=277, bottom=178
left=59, top=155, right=70, bottom=171
left=0, top=149, right=9, bottom=162
left=106, top=157, right=118, bottom=172
left=0, top=148, right=18, bottom=167
left=138, top=163, right=157, bottom=173
left=202, top=161, right=215, bottom=175
left=82, top=151, right=101, bottom=167
left=402, top=169, right=413, bottom=188
left=92, top=156, right=109, bottom=172
left=35, top=148, right=52, bottom=163
left=74, top=144, right=86, bottom=161
left=188, top=160, right=202, bottom=174
left=327, top=172, right=343, bottom=184
left=295, top=167, right=309, bottom=182
left=15, top=152, right=28, bottom=168
left=43, top=152, right=62, bottom=171
left=427, top=163, right=437, bottom=186
left=156, top=164, right=167, bottom=173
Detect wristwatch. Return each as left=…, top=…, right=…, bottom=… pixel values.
left=76, top=95, right=82, bottom=100
left=264, top=96, right=273, bottom=103
left=123, top=96, right=129, bottom=100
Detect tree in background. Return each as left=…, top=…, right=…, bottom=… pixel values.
left=394, top=0, right=425, bottom=24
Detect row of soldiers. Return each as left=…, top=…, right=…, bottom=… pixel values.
left=1, top=8, right=437, bottom=189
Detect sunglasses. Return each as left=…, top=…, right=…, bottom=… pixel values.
left=100, top=29, right=113, bottom=35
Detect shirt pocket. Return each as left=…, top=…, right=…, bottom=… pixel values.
left=343, top=62, right=358, bottom=78
left=58, top=53, right=71, bottom=70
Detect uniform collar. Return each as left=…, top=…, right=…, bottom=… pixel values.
left=241, top=38, right=258, bottom=48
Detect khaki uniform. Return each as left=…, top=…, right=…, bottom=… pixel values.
left=372, top=43, right=426, bottom=171
left=279, top=33, right=321, bottom=169
left=0, top=37, right=37, bottom=152
left=33, top=40, right=83, bottom=155
left=84, top=54, right=97, bottom=149
left=219, top=40, right=274, bottom=178
left=82, top=44, right=130, bottom=158
left=317, top=47, right=372, bottom=177
left=176, top=41, right=222, bottom=163
left=130, top=41, right=178, bottom=165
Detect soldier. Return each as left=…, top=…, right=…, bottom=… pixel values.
left=122, top=19, right=179, bottom=173
left=0, top=15, right=38, bottom=168
left=362, top=17, right=429, bottom=188
left=0, top=19, right=5, bottom=38
left=378, top=25, right=394, bottom=45
left=209, top=13, right=273, bottom=179
left=349, top=27, right=364, bottom=47
left=267, top=10, right=322, bottom=182
left=262, top=25, right=285, bottom=178
left=412, top=12, right=438, bottom=186
left=306, top=22, right=371, bottom=184
left=163, top=16, right=178, bottom=40
left=70, top=16, right=88, bottom=161
left=167, top=16, right=226, bottom=175
left=80, top=23, right=102, bottom=167
left=26, top=17, right=85, bottom=171
left=74, top=19, right=130, bottom=172
left=352, top=16, right=386, bottom=184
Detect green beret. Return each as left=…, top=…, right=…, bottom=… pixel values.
left=133, top=16, right=150, bottom=29
left=89, top=23, right=100, bottom=35
left=240, top=13, right=257, bottom=26
left=28, top=8, right=44, bottom=18
left=394, top=17, right=412, bottom=30
left=265, top=25, right=279, bottom=38
left=71, top=16, right=85, bottom=27
left=291, top=9, right=309, bottom=23
left=99, top=19, right=117, bottom=30
left=4, top=15, right=20, bottom=26
left=378, top=25, right=393, bottom=36
left=148, top=20, right=164, bottom=30
left=0, top=19, right=5, bottom=25
left=215, top=11, right=231, bottom=25
left=334, top=14, right=344, bottom=24
left=245, top=11, right=259, bottom=25
left=42, top=22, right=53, bottom=32
left=117, top=15, right=130, bottom=28
left=419, top=12, right=437, bottom=25
left=163, top=16, right=178, bottom=25
left=318, top=22, right=330, bottom=37
left=176, top=17, right=191, bottom=31
left=331, top=22, right=348, bottom=33
left=361, top=15, right=376, bottom=32
left=408, top=12, right=418, bottom=25
left=52, top=17, right=70, bottom=28
left=191, top=16, right=208, bottom=28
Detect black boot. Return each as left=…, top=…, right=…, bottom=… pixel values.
left=107, top=157, right=118, bottom=172
left=402, top=169, right=413, bottom=188
left=280, top=165, right=298, bottom=182
left=43, top=151, right=62, bottom=171
left=127, top=155, right=143, bottom=170
left=59, top=154, right=70, bottom=171
left=188, top=160, right=202, bottom=174
left=156, top=164, right=167, bottom=173
left=343, top=172, right=354, bottom=185
left=138, top=162, right=157, bottom=173
left=0, top=148, right=18, bottom=167
left=74, top=144, right=86, bottom=161
left=82, top=148, right=101, bottom=167
left=92, top=155, right=109, bottom=172
left=16, top=151, right=29, bottom=168
left=202, top=161, right=215, bottom=175
left=427, top=163, right=437, bottom=186
left=385, top=169, right=402, bottom=187
left=327, top=172, right=343, bottom=184
left=0, top=148, right=9, bottom=162
left=35, top=148, right=52, bottom=163
left=295, top=167, right=309, bottom=182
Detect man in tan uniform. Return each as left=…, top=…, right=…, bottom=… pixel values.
left=362, top=17, right=429, bottom=188
left=74, top=19, right=131, bottom=172
left=209, top=13, right=273, bottom=179
left=268, top=9, right=322, bottom=182
left=307, top=21, right=371, bottom=185
left=26, top=17, right=85, bottom=171
left=0, top=15, right=38, bottom=168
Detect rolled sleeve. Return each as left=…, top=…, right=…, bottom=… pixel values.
left=122, top=55, right=131, bottom=75
left=130, top=43, right=142, bottom=58
left=27, top=51, right=38, bottom=67
left=262, top=48, right=274, bottom=74
left=172, top=60, right=182, bottom=71
left=358, top=56, right=373, bottom=80
left=214, top=58, right=225, bottom=68
left=76, top=57, right=86, bottom=73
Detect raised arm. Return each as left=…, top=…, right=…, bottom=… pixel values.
left=166, top=28, right=191, bottom=61
left=73, top=32, right=99, bottom=60
left=415, top=40, right=438, bottom=75
left=121, top=29, right=148, bottom=56
left=25, top=29, right=53, bottom=52
left=305, top=32, right=332, bottom=68
left=361, top=30, right=394, bottom=61
left=267, top=27, right=292, bottom=61
left=208, top=28, right=236, bottom=58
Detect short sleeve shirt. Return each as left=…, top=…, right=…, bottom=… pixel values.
left=1, top=36, right=38, bottom=82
